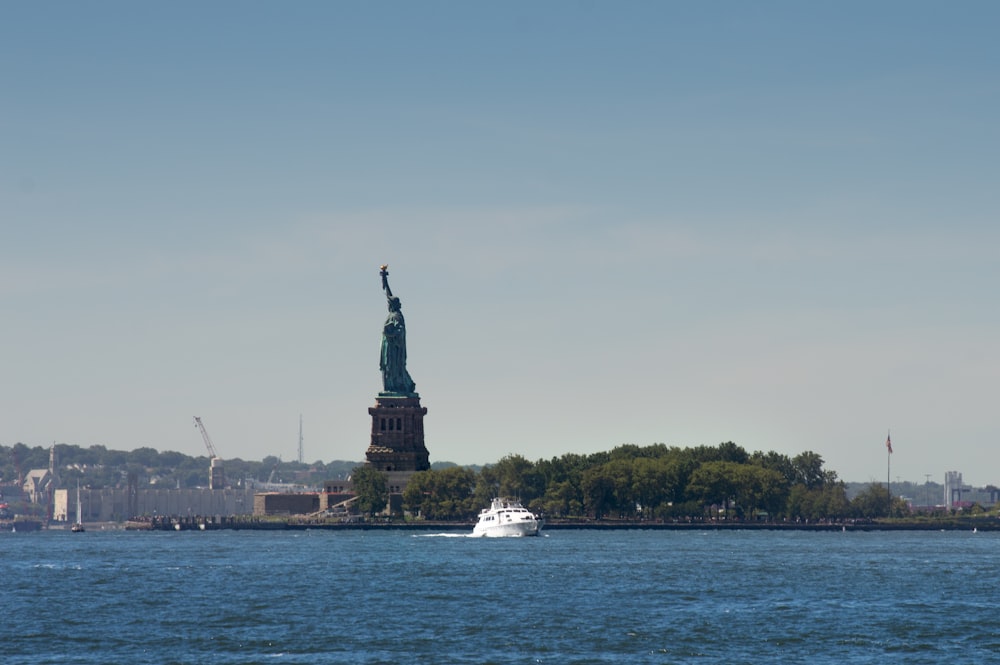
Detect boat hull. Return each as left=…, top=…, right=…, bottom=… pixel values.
left=471, top=498, right=543, bottom=537
left=472, top=521, right=542, bottom=537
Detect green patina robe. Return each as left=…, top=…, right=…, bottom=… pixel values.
left=380, top=301, right=416, bottom=395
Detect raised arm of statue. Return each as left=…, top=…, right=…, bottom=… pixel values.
left=380, top=264, right=393, bottom=298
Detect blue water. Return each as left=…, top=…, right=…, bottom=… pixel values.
left=3, top=528, right=998, bottom=663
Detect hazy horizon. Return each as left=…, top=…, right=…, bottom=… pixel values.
left=3, top=3, right=998, bottom=485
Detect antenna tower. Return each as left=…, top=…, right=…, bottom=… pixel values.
left=298, top=415, right=304, bottom=464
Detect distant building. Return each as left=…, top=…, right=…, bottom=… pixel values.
left=53, top=487, right=256, bottom=522
left=22, top=469, right=53, bottom=503
left=23, top=445, right=60, bottom=504
left=944, top=471, right=972, bottom=508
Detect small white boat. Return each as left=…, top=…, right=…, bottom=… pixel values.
left=472, top=498, right=542, bottom=537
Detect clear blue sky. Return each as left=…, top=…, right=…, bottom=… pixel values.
left=3, top=2, right=998, bottom=486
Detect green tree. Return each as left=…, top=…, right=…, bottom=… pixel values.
left=159, top=450, right=187, bottom=468
left=662, top=456, right=699, bottom=505
left=750, top=450, right=795, bottom=484
left=535, top=479, right=581, bottom=518
left=599, top=459, right=636, bottom=518
left=581, top=466, right=616, bottom=519
left=402, top=467, right=477, bottom=519
left=128, top=447, right=161, bottom=469
left=402, top=470, right=433, bottom=516
left=686, top=461, right=741, bottom=517
left=818, top=483, right=851, bottom=518
left=13, top=442, right=47, bottom=473
left=791, top=451, right=827, bottom=489
left=851, top=482, right=896, bottom=518
left=732, top=465, right=788, bottom=519
left=631, top=457, right=671, bottom=517
left=491, top=454, right=545, bottom=503
left=101, top=447, right=128, bottom=468
left=473, top=466, right=500, bottom=507
left=716, top=441, right=749, bottom=464
left=351, top=465, right=389, bottom=517
left=437, top=466, right=478, bottom=518
left=786, top=484, right=813, bottom=520
left=533, top=454, right=588, bottom=511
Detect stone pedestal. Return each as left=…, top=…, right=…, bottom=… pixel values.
left=366, top=394, right=430, bottom=493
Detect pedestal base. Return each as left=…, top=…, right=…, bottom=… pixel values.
left=366, top=395, right=430, bottom=492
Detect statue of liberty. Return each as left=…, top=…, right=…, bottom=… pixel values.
left=378, top=265, right=417, bottom=395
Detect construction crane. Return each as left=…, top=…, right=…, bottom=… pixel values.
left=193, top=416, right=226, bottom=490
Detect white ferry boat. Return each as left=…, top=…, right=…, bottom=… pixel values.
left=472, top=498, right=542, bottom=537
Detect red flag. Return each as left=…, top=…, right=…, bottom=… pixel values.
left=886, top=433, right=893, bottom=454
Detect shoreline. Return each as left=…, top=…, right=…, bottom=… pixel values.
left=111, top=518, right=999, bottom=532
left=16, top=515, right=996, bottom=533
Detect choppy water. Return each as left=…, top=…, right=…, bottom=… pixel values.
left=2, top=528, right=998, bottom=663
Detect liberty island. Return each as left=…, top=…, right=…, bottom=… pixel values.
left=4, top=269, right=995, bottom=531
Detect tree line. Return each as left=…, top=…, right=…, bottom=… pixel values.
left=380, top=442, right=907, bottom=521
left=0, top=442, right=356, bottom=489
left=4, top=440, right=909, bottom=520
